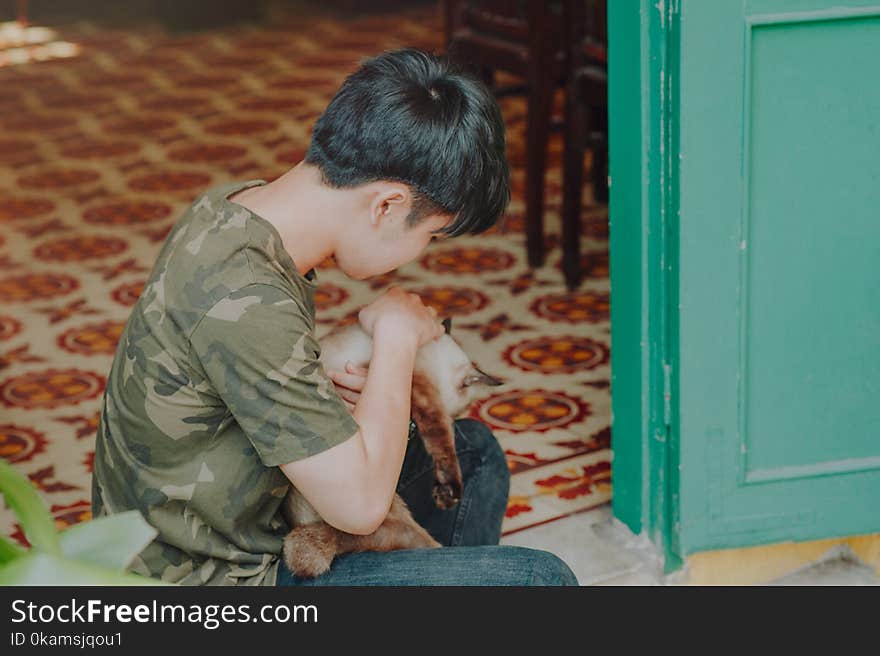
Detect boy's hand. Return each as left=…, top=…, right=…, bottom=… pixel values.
left=328, top=361, right=368, bottom=411
left=358, top=286, right=444, bottom=348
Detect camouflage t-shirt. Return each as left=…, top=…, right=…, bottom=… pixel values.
left=91, top=179, right=359, bottom=586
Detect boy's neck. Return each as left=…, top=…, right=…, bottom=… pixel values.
left=230, top=162, right=341, bottom=277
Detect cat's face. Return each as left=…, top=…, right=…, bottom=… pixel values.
left=417, top=319, right=503, bottom=416
left=449, top=355, right=504, bottom=417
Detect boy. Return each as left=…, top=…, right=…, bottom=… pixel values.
left=91, top=49, right=577, bottom=586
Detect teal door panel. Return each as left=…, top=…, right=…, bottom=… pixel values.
left=676, top=0, right=880, bottom=553
left=608, top=0, right=677, bottom=560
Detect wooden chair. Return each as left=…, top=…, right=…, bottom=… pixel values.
left=561, top=0, right=608, bottom=290
left=444, top=0, right=567, bottom=268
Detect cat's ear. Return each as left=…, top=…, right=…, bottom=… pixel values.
left=442, top=317, right=452, bottom=334
left=463, top=365, right=504, bottom=387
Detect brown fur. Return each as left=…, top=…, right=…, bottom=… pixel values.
left=283, top=376, right=458, bottom=578
left=282, top=318, right=502, bottom=578
left=284, top=492, right=441, bottom=578
left=411, top=371, right=462, bottom=509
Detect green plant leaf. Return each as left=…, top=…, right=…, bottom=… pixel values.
left=59, top=511, right=157, bottom=570
left=0, top=460, right=60, bottom=555
left=0, top=534, right=25, bottom=564
left=0, top=553, right=170, bottom=586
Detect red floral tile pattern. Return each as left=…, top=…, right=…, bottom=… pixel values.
left=0, top=316, right=23, bottom=341
left=33, top=236, right=128, bottom=262
left=413, top=286, right=491, bottom=317
left=127, top=171, right=212, bottom=192
left=83, top=201, right=173, bottom=226
left=166, top=144, right=249, bottom=163
left=420, top=246, right=516, bottom=274
left=18, top=168, right=101, bottom=190
left=11, top=501, right=92, bottom=548
left=315, top=283, right=350, bottom=310
left=0, top=369, right=106, bottom=409
left=110, top=281, right=145, bottom=307
left=60, top=140, right=141, bottom=160
left=530, top=290, right=610, bottom=323
left=503, top=336, right=609, bottom=374
left=0, top=6, right=610, bottom=543
left=0, top=425, right=48, bottom=464
left=57, top=321, right=125, bottom=356
left=0, top=273, right=80, bottom=302
left=0, top=198, right=56, bottom=222
left=470, top=389, right=590, bottom=433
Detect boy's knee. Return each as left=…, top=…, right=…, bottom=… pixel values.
left=529, top=550, right=579, bottom=586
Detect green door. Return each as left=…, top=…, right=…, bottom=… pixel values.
left=610, top=0, right=880, bottom=564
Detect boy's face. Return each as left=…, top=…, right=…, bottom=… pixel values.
left=334, top=208, right=451, bottom=280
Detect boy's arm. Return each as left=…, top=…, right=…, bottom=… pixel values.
left=280, top=287, right=442, bottom=535
left=280, top=326, right=418, bottom=535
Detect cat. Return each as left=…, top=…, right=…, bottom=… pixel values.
left=281, top=316, right=503, bottom=578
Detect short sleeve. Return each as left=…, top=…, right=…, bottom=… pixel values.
left=189, top=283, right=359, bottom=466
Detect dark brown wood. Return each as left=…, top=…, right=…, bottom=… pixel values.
left=560, top=0, right=608, bottom=290
left=443, top=0, right=462, bottom=52
left=444, top=1, right=607, bottom=278
left=524, top=29, right=555, bottom=268
left=444, top=0, right=567, bottom=268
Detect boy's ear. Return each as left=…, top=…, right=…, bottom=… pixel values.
left=370, top=182, right=411, bottom=227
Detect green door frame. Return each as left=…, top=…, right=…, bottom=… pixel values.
left=608, top=0, right=682, bottom=572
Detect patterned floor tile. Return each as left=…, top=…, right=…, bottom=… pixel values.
left=0, top=5, right=611, bottom=543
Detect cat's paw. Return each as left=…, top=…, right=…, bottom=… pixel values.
left=432, top=477, right=462, bottom=510
left=282, top=526, right=336, bottom=578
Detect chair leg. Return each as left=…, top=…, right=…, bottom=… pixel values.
left=591, top=104, right=609, bottom=204
left=477, top=66, right=495, bottom=91
left=562, top=85, right=587, bottom=291
left=443, top=0, right=461, bottom=50
left=524, top=69, right=553, bottom=268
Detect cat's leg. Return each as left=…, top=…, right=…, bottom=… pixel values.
left=342, top=495, right=441, bottom=553
left=411, top=372, right=463, bottom=509
left=283, top=497, right=439, bottom=578
left=282, top=523, right=342, bottom=578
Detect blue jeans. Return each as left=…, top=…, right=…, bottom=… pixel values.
left=277, top=418, right=578, bottom=586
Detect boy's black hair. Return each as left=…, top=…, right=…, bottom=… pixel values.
left=305, top=48, right=510, bottom=237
